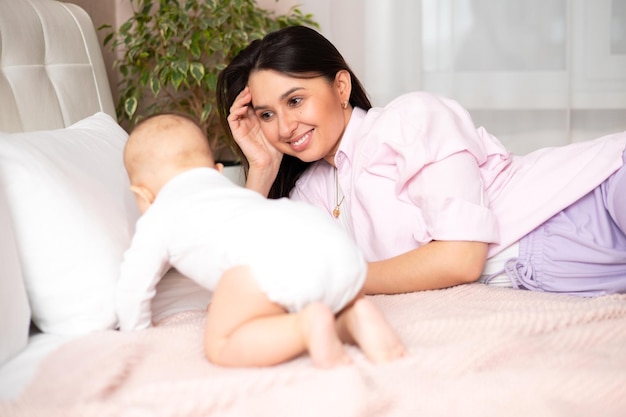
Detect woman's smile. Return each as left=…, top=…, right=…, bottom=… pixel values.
left=288, top=130, right=313, bottom=151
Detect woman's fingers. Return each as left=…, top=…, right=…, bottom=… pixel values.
left=228, top=88, right=257, bottom=137
left=227, top=88, right=268, bottom=155
left=226, top=87, right=283, bottom=176
left=228, top=87, right=252, bottom=122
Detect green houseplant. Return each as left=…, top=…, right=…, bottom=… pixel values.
left=101, top=0, right=318, bottom=161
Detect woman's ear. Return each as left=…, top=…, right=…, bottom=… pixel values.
left=335, top=70, right=352, bottom=104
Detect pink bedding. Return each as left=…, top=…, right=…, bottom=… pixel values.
left=2, top=284, right=626, bottom=416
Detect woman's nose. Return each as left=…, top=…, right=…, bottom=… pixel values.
left=278, top=113, right=297, bottom=138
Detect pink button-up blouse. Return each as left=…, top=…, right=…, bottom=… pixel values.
left=291, top=92, right=626, bottom=262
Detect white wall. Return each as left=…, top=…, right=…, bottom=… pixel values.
left=79, top=0, right=626, bottom=155
left=284, top=0, right=626, bottom=154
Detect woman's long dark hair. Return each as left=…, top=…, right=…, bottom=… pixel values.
left=217, top=25, right=372, bottom=199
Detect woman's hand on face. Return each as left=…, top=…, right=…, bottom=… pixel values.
left=228, top=86, right=282, bottom=173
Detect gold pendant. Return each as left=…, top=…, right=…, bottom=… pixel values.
left=333, top=207, right=340, bottom=218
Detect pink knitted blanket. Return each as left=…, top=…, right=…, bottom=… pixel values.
left=2, top=284, right=626, bottom=417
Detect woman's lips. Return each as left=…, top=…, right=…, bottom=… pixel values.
left=289, top=130, right=313, bottom=152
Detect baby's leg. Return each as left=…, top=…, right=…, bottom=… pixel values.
left=297, top=302, right=352, bottom=368
left=204, top=265, right=350, bottom=368
left=336, top=295, right=407, bottom=364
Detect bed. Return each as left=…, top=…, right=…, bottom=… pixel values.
left=1, top=0, right=626, bottom=415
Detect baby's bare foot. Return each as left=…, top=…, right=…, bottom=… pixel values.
left=299, top=302, right=352, bottom=368
left=344, top=298, right=407, bottom=363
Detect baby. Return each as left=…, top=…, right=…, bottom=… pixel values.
left=116, top=113, right=406, bottom=368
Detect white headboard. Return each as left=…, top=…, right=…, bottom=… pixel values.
left=0, top=0, right=116, bottom=133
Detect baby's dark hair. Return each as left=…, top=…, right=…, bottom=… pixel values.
left=217, top=25, right=371, bottom=198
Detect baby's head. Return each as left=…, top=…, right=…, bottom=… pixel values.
left=124, top=113, right=220, bottom=213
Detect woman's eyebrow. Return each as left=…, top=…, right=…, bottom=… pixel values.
left=252, top=87, right=304, bottom=111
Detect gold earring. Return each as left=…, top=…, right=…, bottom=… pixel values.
left=342, top=101, right=348, bottom=109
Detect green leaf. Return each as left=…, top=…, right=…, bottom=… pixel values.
left=190, top=43, right=202, bottom=59
left=177, top=60, right=189, bottom=75
left=102, top=33, right=114, bottom=46
left=124, top=97, right=138, bottom=119
left=171, top=70, right=184, bottom=90
left=201, top=103, right=213, bottom=122
left=190, top=62, right=205, bottom=83
left=206, top=72, right=217, bottom=91
left=150, top=76, right=161, bottom=96
left=139, top=1, right=152, bottom=15
left=139, top=71, right=150, bottom=86
left=119, top=20, right=133, bottom=34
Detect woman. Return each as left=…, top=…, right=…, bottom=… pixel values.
left=217, top=25, right=626, bottom=296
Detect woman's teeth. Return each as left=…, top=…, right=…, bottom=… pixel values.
left=292, top=132, right=310, bottom=146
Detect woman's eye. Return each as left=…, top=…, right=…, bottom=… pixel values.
left=288, top=97, right=302, bottom=107
left=259, top=111, right=273, bottom=121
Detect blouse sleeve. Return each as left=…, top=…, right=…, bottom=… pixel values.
left=407, top=150, right=499, bottom=243
left=373, top=92, right=502, bottom=244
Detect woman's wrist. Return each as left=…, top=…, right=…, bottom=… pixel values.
left=245, top=165, right=278, bottom=197
left=245, top=151, right=282, bottom=196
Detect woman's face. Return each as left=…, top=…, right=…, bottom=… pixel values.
left=247, top=69, right=351, bottom=165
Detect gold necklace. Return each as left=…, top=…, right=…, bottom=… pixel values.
left=333, top=168, right=345, bottom=218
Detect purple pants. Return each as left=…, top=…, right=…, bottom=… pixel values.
left=508, top=149, right=626, bottom=296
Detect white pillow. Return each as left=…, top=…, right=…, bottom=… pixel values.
left=0, top=112, right=139, bottom=335
left=0, top=187, right=30, bottom=365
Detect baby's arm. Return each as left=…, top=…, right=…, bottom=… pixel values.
left=116, top=220, right=170, bottom=331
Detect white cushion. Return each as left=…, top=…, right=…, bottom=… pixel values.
left=0, top=187, right=30, bottom=365
left=0, top=112, right=139, bottom=335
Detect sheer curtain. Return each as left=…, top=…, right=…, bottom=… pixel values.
left=292, top=0, right=626, bottom=154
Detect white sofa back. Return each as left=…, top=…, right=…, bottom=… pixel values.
left=0, top=0, right=115, bottom=132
